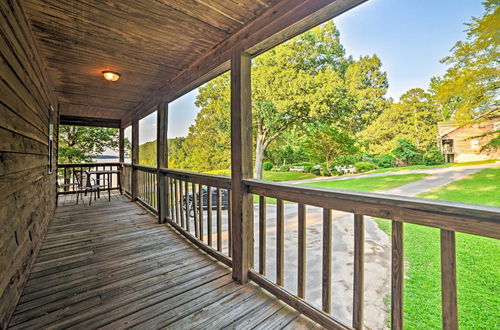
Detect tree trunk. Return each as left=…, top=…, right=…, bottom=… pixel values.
left=254, top=134, right=266, bottom=180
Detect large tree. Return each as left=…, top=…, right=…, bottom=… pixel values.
left=359, top=88, right=441, bottom=155
left=302, top=123, right=357, bottom=169
left=181, top=21, right=389, bottom=177
left=58, top=125, right=119, bottom=163
left=430, top=0, right=499, bottom=122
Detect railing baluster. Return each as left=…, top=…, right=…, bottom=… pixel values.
left=298, top=203, right=306, bottom=299
left=322, top=208, right=332, bottom=314
left=171, top=178, right=175, bottom=220
left=228, top=190, right=232, bottom=257
left=353, top=214, right=364, bottom=329
left=217, top=188, right=222, bottom=252
left=179, top=180, right=185, bottom=228
left=441, top=229, right=458, bottom=330
left=174, top=179, right=180, bottom=223
left=259, top=195, right=267, bottom=275
left=185, top=181, right=190, bottom=231
left=193, top=182, right=198, bottom=237
left=207, top=186, right=213, bottom=246
left=392, top=221, right=404, bottom=330
left=276, top=199, right=284, bottom=286
left=199, top=184, right=204, bottom=241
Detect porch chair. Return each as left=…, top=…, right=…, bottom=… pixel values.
left=73, top=170, right=110, bottom=205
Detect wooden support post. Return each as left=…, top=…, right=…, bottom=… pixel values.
left=131, top=119, right=139, bottom=201
left=157, top=102, right=168, bottom=223
left=322, top=208, right=332, bottom=314
left=230, top=50, right=253, bottom=284
left=119, top=126, right=125, bottom=163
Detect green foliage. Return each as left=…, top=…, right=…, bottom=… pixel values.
left=263, top=162, right=274, bottom=171
left=303, top=123, right=358, bottom=169
left=359, top=88, right=440, bottom=155
left=138, top=140, right=157, bottom=166
left=354, top=161, right=377, bottom=172
left=422, top=149, right=444, bottom=166
left=333, top=155, right=360, bottom=166
left=280, top=164, right=291, bottom=172
left=392, top=139, right=422, bottom=166
left=303, top=165, right=312, bottom=173
left=430, top=1, right=500, bottom=122
left=310, top=168, right=321, bottom=176
left=58, top=125, right=119, bottom=163
left=320, top=169, right=331, bottom=176
left=374, top=154, right=396, bottom=168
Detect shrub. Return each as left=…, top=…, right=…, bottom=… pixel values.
left=330, top=169, right=343, bottom=176
left=263, top=162, right=274, bottom=171
left=320, top=169, right=331, bottom=176
left=303, top=165, right=312, bottom=173
left=392, top=139, right=423, bottom=165
left=280, top=164, right=290, bottom=172
left=311, top=168, right=321, bottom=176
left=355, top=161, right=377, bottom=173
left=375, top=154, right=396, bottom=168
left=423, top=149, right=444, bottom=165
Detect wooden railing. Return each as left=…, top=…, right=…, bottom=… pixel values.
left=56, top=162, right=121, bottom=194
left=243, top=179, right=499, bottom=329
left=124, top=166, right=499, bottom=329
left=159, top=168, right=233, bottom=267
left=133, top=165, right=158, bottom=212
left=121, top=163, right=133, bottom=195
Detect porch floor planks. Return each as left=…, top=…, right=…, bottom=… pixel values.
left=9, top=196, right=321, bottom=329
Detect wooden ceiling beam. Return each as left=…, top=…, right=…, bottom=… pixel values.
left=125, top=0, right=366, bottom=125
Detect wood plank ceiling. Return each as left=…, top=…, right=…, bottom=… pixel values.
left=22, top=0, right=277, bottom=120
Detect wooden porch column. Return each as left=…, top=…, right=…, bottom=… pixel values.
left=131, top=119, right=139, bottom=201
left=157, top=102, right=168, bottom=224
left=119, top=126, right=125, bottom=163
left=230, top=50, right=253, bottom=284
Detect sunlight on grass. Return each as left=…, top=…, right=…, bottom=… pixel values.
left=300, top=173, right=428, bottom=192
left=402, top=167, right=500, bottom=328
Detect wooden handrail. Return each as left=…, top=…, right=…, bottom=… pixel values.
left=243, top=179, right=500, bottom=239
left=57, top=162, right=121, bottom=168
left=159, top=168, right=231, bottom=189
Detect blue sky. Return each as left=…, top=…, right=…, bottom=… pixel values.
left=137, top=0, right=484, bottom=144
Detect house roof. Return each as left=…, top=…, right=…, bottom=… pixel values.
left=439, top=109, right=499, bottom=138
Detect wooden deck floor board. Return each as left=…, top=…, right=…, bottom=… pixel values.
left=9, top=195, right=322, bottom=329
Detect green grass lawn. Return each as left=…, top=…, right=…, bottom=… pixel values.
left=301, top=173, right=428, bottom=192
left=204, top=169, right=317, bottom=181
left=376, top=167, right=500, bottom=329
left=370, top=159, right=498, bottom=174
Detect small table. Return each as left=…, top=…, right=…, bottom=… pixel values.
left=87, top=169, right=122, bottom=198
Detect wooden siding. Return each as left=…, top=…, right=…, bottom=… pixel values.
left=0, top=0, right=58, bottom=327
left=8, top=196, right=321, bottom=329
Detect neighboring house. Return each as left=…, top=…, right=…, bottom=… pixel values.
left=438, top=110, right=499, bottom=163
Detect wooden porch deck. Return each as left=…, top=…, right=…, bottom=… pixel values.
left=8, top=196, right=321, bottom=329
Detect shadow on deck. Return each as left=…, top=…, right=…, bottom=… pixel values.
left=9, top=195, right=321, bottom=329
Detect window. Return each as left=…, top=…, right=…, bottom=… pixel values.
left=470, top=139, right=480, bottom=149
left=494, top=121, right=500, bottom=131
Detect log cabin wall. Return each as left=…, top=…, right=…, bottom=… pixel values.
left=0, top=0, right=58, bottom=327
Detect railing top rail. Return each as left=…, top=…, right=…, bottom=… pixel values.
left=159, top=168, right=231, bottom=189
left=57, top=162, right=121, bottom=168
left=133, top=164, right=158, bottom=172
left=244, top=179, right=500, bottom=240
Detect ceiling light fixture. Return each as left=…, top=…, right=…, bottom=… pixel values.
left=102, top=71, right=120, bottom=82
